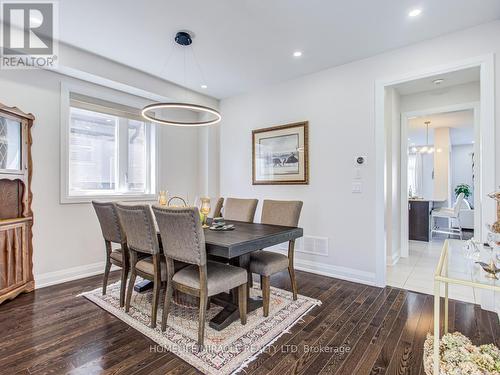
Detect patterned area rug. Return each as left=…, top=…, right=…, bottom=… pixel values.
left=82, top=281, right=321, bottom=375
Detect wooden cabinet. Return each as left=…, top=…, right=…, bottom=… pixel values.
left=0, top=103, right=34, bottom=305
left=409, top=200, right=431, bottom=242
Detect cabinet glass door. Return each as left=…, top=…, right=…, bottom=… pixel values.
left=0, top=115, right=22, bottom=172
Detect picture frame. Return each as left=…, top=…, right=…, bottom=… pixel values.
left=252, top=121, right=309, bottom=185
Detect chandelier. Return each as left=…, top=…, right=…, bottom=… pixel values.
left=141, top=31, right=221, bottom=127
left=411, top=121, right=441, bottom=154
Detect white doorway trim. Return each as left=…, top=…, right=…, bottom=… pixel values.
left=400, top=102, right=480, bottom=259
left=375, top=54, right=495, bottom=287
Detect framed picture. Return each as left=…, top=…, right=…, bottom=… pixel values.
left=252, top=121, right=309, bottom=185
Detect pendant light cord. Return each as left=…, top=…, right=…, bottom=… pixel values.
left=190, top=45, right=207, bottom=87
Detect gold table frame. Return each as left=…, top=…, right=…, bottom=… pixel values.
left=433, top=239, right=500, bottom=375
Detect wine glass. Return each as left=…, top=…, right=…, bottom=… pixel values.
left=199, top=197, right=211, bottom=228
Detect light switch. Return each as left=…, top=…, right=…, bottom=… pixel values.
left=352, top=182, right=362, bottom=193
left=354, top=168, right=362, bottom=179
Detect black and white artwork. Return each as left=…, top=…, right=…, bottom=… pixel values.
left=252, top=122, right=308, bottom=185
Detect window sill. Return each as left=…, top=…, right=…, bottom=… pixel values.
left=60, top=193, right=157, bottom=205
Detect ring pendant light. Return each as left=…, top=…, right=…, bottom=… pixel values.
left=141, top=31, right=221, bottom=127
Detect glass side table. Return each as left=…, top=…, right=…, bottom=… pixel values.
left=433, top=239, right=500, bottom=375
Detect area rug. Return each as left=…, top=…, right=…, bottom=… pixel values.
left=82, top=281, right=321, bottom=375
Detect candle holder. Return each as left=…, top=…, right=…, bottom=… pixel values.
left=158, top=190, right=168, bottom=206
left=199, top=197, right=211, bottom=228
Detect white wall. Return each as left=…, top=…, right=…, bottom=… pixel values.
left=452, top=144, right=475, bottom=206
left=0, top=44, right=219, bottom=287
left=434, top=128, right=452, bottom=202
left=385, top=88, right=401, bottom=265
left=219, top=21, right=500, bottom=285
left=400, top=82, right=480, bottom=113
left=421, top=153, right=434, bottom=200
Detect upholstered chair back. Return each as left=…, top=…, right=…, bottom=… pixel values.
left=453, top=193, right=465, bottom=217
left=223, top=198, right=258, bottom=223
left=261, top=200, right=303, bottom=227
left=115, top=204, right=160, bottom=255
left=152, top=206, right=206, bottom=266
left=212, top=197, right=224, bottom=218
left=92, top=201, right=125, bottom=244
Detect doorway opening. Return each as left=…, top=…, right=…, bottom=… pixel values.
left=374, top=56, right=495, bottom=307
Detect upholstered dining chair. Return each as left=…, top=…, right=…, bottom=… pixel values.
left=92, top=201, right=129, bottom=307
left=222, top=197, right=258, bottom=222
left=115, top=203, right=166, bottom=328
left=249, top=200, right=303, bottom=317
left=152, top=205, right=248, bottom=347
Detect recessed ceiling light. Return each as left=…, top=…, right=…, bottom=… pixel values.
left=408, top=9, right=422, bottom=17
left=293, top=51, right=303, bottom=58
left=432, top=78, right=445, bottom=85
left=201, top=84, right=208, bottom=89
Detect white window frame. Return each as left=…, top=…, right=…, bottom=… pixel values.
left=60, top=82, right=159, bottom=204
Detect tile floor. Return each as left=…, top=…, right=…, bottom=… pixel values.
left=387, top=238, right=478, bottom=304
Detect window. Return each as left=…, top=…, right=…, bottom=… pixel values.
left=64, top=92, right=156, bottom=201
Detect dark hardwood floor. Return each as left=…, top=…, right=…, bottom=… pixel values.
left=0, top=270, right=498, bottom=375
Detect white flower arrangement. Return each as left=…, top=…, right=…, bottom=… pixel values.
left=424, top=332, right=500, bottom=375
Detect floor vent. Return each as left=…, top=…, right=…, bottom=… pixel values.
left=272, top=235, right=329, bottom=256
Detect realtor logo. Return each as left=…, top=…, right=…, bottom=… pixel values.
left=1, top=1, right=58, bottom=69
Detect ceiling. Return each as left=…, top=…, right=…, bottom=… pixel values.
left=58, top=0, right=500, bottom=98
left=408, top=110, right=474, bottom=146
left=394, top=67, right=480, bottom=96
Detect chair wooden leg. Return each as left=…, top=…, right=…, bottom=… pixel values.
left=102, top=257, right=111, bottom=295
left=198, top=292, right=208, bottom=348
left=248, top=271, right=253, bottom=289
left=125, top=269, right=136, bottom=313
left=119, top=265, right=128, bottom=307
left=161, top=281, right=173, bottom=331
left=238, top=284, right=247, bottom=325
left=288, top=266, right=298, bottom=301
left=260, top=275, right=264, bottom=290
left=261, top=275, right=270, bottom=317
left=151, top=275, right=161, bottom=329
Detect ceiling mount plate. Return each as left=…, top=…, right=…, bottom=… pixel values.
left=175, top=31, right=192, bottom=46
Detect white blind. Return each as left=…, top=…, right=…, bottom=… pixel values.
left=69, top=93, right=145, bottom=122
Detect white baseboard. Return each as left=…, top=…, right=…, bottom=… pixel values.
left=36, top=254, right=376, bottom=290
left=293, top=258, right=376, bottom=286
left=35, top=262, right=119, bottom=289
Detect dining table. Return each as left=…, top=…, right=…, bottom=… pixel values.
left=134, top=219, right=303, bottom=331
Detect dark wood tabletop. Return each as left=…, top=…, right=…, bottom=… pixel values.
left=149, top=218, right=304, bottom=331
left=204, top=220, right=303, bottom=259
